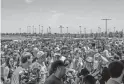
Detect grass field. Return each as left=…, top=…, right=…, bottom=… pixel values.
left=1, top=35, right=28, bottom=40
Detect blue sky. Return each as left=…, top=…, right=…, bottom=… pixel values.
left=1, top=0, right=124, bottom=33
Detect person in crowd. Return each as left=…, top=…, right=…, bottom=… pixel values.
left=30, top=51, right=47, bottom=84
left=76, top=68, right=90, bottom=84
left=99, top=67, right=110, bottom=84
left=84, top=57, right=93, bottom=72
left=107, top=61, right=124, bottom=84
left=82, top=75, right=96, bottom=84
left=1, top=36, right=124, bottom=84
left=11, top=52, right=32, bottom=84
left=44, top=60, right=66, bottom=84
left=3, top=57, right=14, bottom=84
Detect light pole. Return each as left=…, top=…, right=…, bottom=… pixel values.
left=98, top=27, right=101, bottom=37
left=79, top=26, right=82, bottom=38
left=49, top=26, right=51, bottom=34
left=41, top=26, right=43, bottom=34
left=35, top=28, right=36, bottom=34
left=19, top=28, right=21, bottom=34
left=66, top=27, right=68, bottom=34
left=114, top=27, right=115, bottom=33
left=84, top=28, right=86, bottom=38
left=27, top=26, right=28, bottom=34
left=29, top=26, right=31, bottom=34
left=59, top=25, right=64, bottom=34
left=39, top=25, right=40, bottom=34
left=59, top=25, right=64, bottom=37
left=101, top=19, right=111, bottom=37
left=33, top=25, right=34, bottom=34
left=47, top=28, right=48, bottom=34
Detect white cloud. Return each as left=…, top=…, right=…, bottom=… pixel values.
left=51, top=10, right=57, bottom=13
left=25, top=0, right=35, bottom=4
left=48, top=12, right=64, bottom=26
left=75, top=16, right=84, bottom=20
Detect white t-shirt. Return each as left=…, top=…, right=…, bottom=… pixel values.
left=11, top=67, right=24, bottom=84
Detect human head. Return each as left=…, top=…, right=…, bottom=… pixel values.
left=79, top=68, right=89, bottom=79
left=85, top=57, right=93, bottom=72
left=108, top=61, right=124, bottom=80
left=50, top=60, right=66, bottom=78
left=83, top=75, right=96, bottom=84
left=21, top=52, right=32, bottom=67
left=91, top=43, right=96, bottom=49
left=6, top=57, right=14, bottom=68
left=32, top=47, right=39, bottom=57
left=120, top=60, right=124, bottom=65
left=64, top=59, right=71, bottom=68
left=98, top=46, right=103, bottom=53
left=37, top=51, right=45, bottom=64
left=54, top=53, right=61, bottom=61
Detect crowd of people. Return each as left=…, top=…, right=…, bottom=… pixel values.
left=1, top=37, right=124, bottom=84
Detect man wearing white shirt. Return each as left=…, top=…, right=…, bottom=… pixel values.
left=30, top=51, right=47, bottom=84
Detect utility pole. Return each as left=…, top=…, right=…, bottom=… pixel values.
left=101, top=19, right=111, bottom=37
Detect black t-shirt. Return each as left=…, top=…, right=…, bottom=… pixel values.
left=44, top=74, right=63, bottom=84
